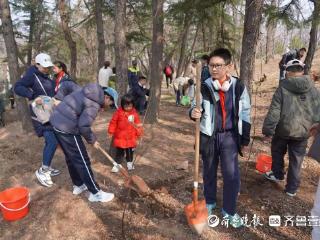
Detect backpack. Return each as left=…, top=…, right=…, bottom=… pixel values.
left=31, top=74, right=55, bottom=124
left=165, top=66, right=172, bottom=76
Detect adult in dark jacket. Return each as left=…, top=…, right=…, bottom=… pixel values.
left=131, top=76, right=149, bottom=115
left=52, top=61, right=80, bottom=102
left=263, top=59, right=320, bottom=197
left=128, top=60, right=141, bottom=89
left=53, top=61, right=78, bottom=93
left=14, top=53, right=59, bottom=188
left=279, top=47, right=306, bottom=80
left=50, top=83, right=117, bottom=203
left=200, top=54, right=211, bottom=83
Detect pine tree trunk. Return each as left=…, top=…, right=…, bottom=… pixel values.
left=57, top=0, right=77, bottom=79
left=145, top=0, right=164, bottom=124
left=208, top=21, right=214, bottom=52
left=0, top=0, right=33, bottom=132
left=265, top=0, right=277, bottom=64
left=304, top=0, right=320, bottom=75
left=202, top=22, right=207, bottom=52
left=176, top=14, right=191, bottom=77
left=94, top=0, right=106, bottom=71
left=33, top=0, right=44, bottom=55
left=184, top=24, right=200, bottom=75
left=27, top=6, right=35, bottom=65
left=240, top=0, right=264, bottom=94
left=114, top=0, right=128, bottom=98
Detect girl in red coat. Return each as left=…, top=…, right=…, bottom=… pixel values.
left=108, top=94, right=143, bottom=172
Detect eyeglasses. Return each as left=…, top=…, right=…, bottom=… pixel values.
left=208, top=64, right=226, bottom=70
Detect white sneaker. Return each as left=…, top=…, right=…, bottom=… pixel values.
left=88, top=190, right=114, bottom=203
left=35, top=167, right=53, bottom=187
left=111, top=165, right=120, bottom=173
left=127, top=162, right=135, bottom=171
left=72, top=184, right=88, bottom=195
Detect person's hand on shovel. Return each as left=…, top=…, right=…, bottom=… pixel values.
left=310, top=124, right=320, bottom=137
left=52, top=98, right=61, bottom=107
left=191, top=108, right=202, bottom=119
left=93, top=141, right=101, bottom=150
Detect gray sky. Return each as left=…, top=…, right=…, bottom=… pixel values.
left=281, top=0, right=314, bottom=19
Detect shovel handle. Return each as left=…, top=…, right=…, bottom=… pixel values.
left=194, top=69, right=201, bottom=201
left=97, top=145, right=130, bottom=178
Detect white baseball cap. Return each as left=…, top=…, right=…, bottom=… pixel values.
left=35, top=53, right=54, bottom=68
left=285, top=59, right=305, bottom=70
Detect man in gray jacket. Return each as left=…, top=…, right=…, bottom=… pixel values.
left=263, top=59, right=320, bottom=196
left=50, top=83, right=118, bottom=202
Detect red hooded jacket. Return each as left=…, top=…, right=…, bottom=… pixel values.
left=108, top=107, right=142, bottom=148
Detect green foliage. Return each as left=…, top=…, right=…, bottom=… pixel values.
left=274, top=40, right=286, bottom=55
left=264, top=0, right=301, bottom=29
left=289, top=35, right=304, bottom=49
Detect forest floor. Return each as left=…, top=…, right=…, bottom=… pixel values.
left=1, top=55, right=320, bottom=240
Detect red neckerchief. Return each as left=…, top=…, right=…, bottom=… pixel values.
left=55, top=71, right=65, bottom=92
left=218, top=80, right=226, bottom=129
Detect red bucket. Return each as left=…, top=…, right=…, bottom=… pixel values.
left=0, top=187, right=30, bottom=221
left=256, top=154, right=272, bottom=173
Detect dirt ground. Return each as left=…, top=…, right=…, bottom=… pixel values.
left=1, top=57, right=320, bottom=240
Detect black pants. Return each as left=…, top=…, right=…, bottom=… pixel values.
left=135, top=97, right=147, bottom=115
left=10, top=99, right=14, bottom=109
left=115, top=147, right=134, bottom=164
left=271, top=136, right=308, bottom=193
left=165, top=75, right=172, bottom=88
left=54, top=130, right=100, bottom=194
left=0, top=112, right=4, bottom=127
left=201, top=131, right=240, bottom=215
left=175, top=89, right=182, bottom=105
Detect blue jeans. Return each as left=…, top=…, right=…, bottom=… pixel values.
left=42, top=130, right=58, bottom=167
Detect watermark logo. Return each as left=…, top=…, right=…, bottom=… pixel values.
left=269, top=215, right=281, bottom=227
left=208, top=215, right=220, bottom=228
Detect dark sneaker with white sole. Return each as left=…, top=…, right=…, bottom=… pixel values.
left=285, top=191, right=297, bottom=197
left=264, top=171, right=284, bottom=182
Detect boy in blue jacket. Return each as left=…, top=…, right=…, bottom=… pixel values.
left=190, top=48, right=251, bottom=228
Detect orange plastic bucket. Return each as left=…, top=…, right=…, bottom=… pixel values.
left=256, top=154, right=272, bottom=173
left=0, top=187, right=30, bottom=221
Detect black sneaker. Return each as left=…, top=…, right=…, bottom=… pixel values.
left=285, top=190, right=297, bottom=197
left=264, top=171, right=284, bottom=182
